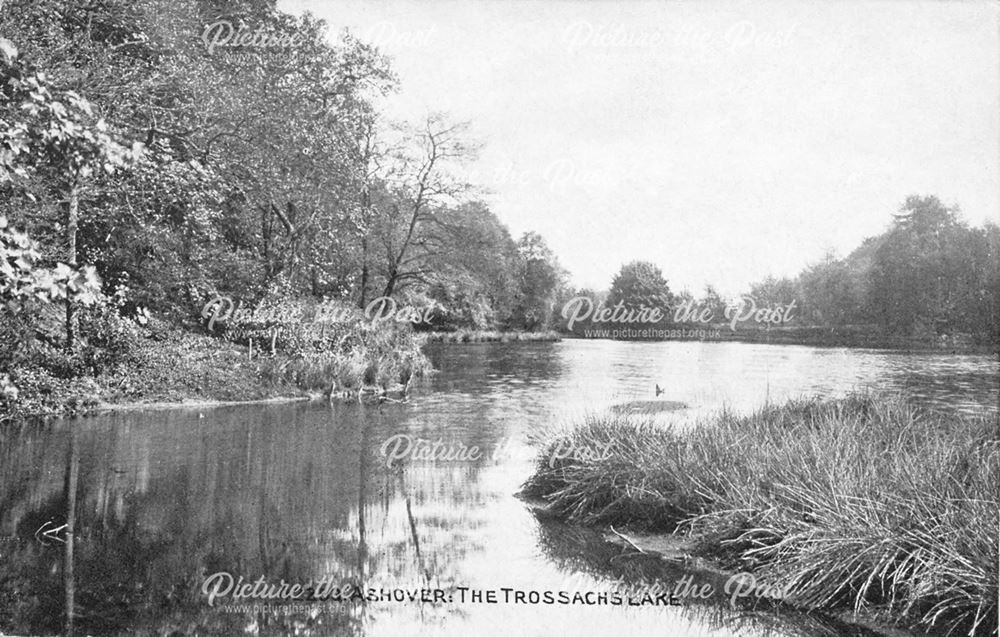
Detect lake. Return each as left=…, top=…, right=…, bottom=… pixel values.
left=0, top=340, right=996, bottom=636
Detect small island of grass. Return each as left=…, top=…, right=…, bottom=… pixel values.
left=521, top=394, right=999, bottom=636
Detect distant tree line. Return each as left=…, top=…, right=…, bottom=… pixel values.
left=742, top=196, right=999, bottom=343
left=562, top=196, right=999, bottom=345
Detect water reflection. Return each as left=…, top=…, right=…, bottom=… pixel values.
left=531, top=519, right=888, bottom=637
left=0, top=341, right=995, bottom=636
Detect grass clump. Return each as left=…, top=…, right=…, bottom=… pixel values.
left=522, top=394, right=999, bottom=636
left=256, top=322, right=431, bottom=395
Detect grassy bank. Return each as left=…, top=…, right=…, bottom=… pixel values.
left=522, top=395, right=999, bottom=636
left=0, top=317, right=431, bottom=422
left=424, top=329, right=562, bottom=344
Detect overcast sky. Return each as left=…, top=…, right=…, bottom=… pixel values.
left=280, top=0, right=999, bottom=296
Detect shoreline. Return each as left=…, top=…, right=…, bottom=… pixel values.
left=93, top=394, right=315, bottom=414
left=422, top=330, right=562, bottom=344
left=3, top=390, right=320, bottom=423
left=558, top=329, right=998, bottom=355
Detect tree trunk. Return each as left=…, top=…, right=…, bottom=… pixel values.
left=382, top=270, right=397, bottom=299
left=359, top=236, right=369, bottom=308
left=358, top=184, right=372, bottom=308
left=65, top=184, right=79, bottom=351
left=261, top=204, right=272, bottom=279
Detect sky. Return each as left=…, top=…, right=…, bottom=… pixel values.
left=280, top=0, right=999, bottom=296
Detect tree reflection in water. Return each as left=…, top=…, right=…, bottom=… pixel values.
left=531, top=514, right=893, bottom=637
left=0, top=398, right=495, bottom=636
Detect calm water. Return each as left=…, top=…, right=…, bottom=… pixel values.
left=0, top=340, right=996, bottom=636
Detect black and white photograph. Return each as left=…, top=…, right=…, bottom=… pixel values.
left=0, top=1, right=998, bottom=635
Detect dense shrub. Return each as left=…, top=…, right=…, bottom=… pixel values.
left=75, top=302, right=141, bottom=375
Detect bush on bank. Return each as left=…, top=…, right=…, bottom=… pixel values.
left=522, top=395, right=999, bottom=636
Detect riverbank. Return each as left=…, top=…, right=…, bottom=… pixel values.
left=423, top=330, right=562, bottom=343
left=521, top=395, right=999, bottom=636
left=560, top=324, right=999, bottom=353
left=0, top=319, right=430, bottom=422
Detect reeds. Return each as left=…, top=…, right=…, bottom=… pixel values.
left=522, top=395, right=999, bottom=636
left=256, top=322, right=432, bottom=395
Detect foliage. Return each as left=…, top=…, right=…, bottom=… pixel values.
left=74, top=301, right=141, bottom=373
left=696, top=285, right=729, bottom=320
left=510, top=232, right=568, bottom=330
left=0, top=54, right=137, bottom=189
left=732, top=196, right=998, bottom=344
left=868, top=196, right=998, bottom=339
left=416, top=201, right=522, bottom=329
left=0, top=217, right=101, bottom=307
left=1, top=217, right=140, bottom=409
left=796, top=252, right=867, bottom=327
left=606, top=260, right=673, bottom=310
left=0, top=1, right=559, bottom=345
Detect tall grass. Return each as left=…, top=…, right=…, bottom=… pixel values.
left=256, top=322, right=431, bottom=395
left=522, top=395, right=999, bottom=636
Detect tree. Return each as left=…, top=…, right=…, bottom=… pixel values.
left=797, top=252, right=866, bottom=327
left=698, top=285, right=729, bottom=321
left=417, top=201, right=521, bottom=329
left=510, top=232, right=567, bottom=330
left=869, top=196, right=969, bottom=336
left=1, top=215, right=103, bottom=386
left=374, top=114, right=477, bottom=299
left=979, top=222, right=1000, bottom=343
left=0, top=39, right=139, bottom=347
left=606, top=260, right=673, bottom=310
left=195, top=26, right=394, bottom=294
left=746, top=275, right=797, bottom=307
